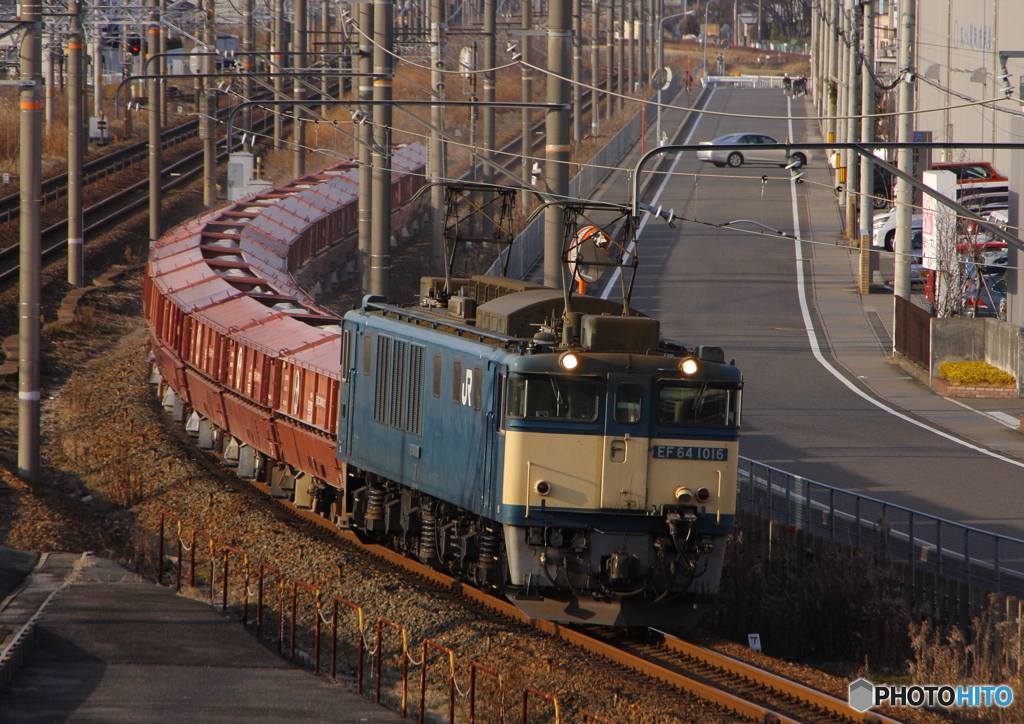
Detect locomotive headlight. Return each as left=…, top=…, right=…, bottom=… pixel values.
left=535, top=481, right=552, bottom=496
left=675, top=486, right=693, bottom=503
left=559, top=352, right=580, bottom=371
left=679, top=357, right=699, bottom=376
left=696, top=487, right=711, bottom=502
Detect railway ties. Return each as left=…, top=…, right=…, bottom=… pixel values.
left=579, top=627, right=904, bottom=724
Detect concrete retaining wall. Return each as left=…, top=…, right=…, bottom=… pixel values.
left=929, top=317, right=1024, bottom=397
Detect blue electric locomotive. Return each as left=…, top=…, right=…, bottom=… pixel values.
left=337, top=275, right=742, bottom=626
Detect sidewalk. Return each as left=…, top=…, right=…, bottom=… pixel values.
left=0, top=552, right=404, bottom=723
left=799, top=116, right=1024, bottom=465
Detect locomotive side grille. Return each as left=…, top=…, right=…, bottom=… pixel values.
left=406, top=345, right=425, bottom=436
left=390, top=340, right=408, bottom=428
left=374, top=335, right=391, bottom=424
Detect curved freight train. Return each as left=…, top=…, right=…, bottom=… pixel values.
left=145, top=145, right=743, bottom=626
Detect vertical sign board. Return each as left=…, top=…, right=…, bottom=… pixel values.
left=1008, top=116, right=1024, bottom=326
left=911, top=130, right=932, bottom=206
left=921, top=169, right=958, bottom=271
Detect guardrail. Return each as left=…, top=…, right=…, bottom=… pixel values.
left=738, top=457, right=1024, bottom=598
left=155, top=511, right=605, bottom=723
left=701, top=75, right=788, bottom=89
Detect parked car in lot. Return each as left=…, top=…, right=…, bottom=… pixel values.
left=872, top=210, right=922, bottom=251
left=962, top=262, right=1007, bottom=320
left=697, top=133, right=812, bottom=168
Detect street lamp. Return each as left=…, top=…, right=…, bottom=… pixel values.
left=656, top=8, right=696, bottom=145
left=702, top=0, right=721, bottom=82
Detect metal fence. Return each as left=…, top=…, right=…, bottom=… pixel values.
left=738, top=457, right=1024, bottom=598
left=490, top=72, right=684, bottom=280
left=701, top=75, right=786, bottom=89
left=895, top=294, right=931, bottom=370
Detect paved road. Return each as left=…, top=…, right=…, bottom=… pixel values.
left=593, top=86, right=1024, bottom=544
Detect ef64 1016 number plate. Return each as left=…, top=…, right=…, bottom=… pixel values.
left=653, top=445, right=728, bottom=461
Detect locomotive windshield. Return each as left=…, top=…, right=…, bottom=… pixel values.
left=657, top=383, right=741, bottom=427
left=506, top=374, right=600, bottom=421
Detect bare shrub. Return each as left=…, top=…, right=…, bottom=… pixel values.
left=910, top=596, right=1023, bottom=722
left=103, top=455, right=146, bottom=507
left=712, top=515, right=912, bottom=668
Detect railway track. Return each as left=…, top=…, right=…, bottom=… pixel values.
left=0, top=112, right=201, bottom=225
left=78, top=78, right=905, bottom=723
left=0, top=82, right=599, bottom=286
left=0, top=109, right=277, bottom=284
left=174, top=431, right=905, bottom=724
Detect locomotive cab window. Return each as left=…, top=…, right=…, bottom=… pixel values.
left=614, top=384, right=644, bottom=424
left=657, top=383, right=741, bottom=427
left=506, top=375, right=600, bottom=421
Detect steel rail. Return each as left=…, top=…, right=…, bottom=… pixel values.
left=260, top=481, right=901, bottom=724
left=0, top=88, right=276, bottom=224
left=135, top=80, right=902, bottom=724
left=0, top=80, right=590, bottom=284
left=0, top=111, right=277, bottom=283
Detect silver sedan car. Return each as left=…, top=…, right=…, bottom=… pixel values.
left=697, top=133, right=811, bottom=169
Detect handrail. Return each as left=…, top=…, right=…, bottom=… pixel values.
left=150, top=516, right=611, bottom=724
left=419, top=639, right=456, bottom=724
left=469, top=661, right=504, bottom=724
left=291, top=579, right=321, bottom=672
left=521, top=686, right=561, bottom=724
left=221, top=545, right=249, bottom=618
left=256, top=561, right=285, bottom=654
left=330, top=596, right=365, bottom=691
left=375, top=617, right=409, bottom=716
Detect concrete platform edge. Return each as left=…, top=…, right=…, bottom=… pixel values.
left=0, top=551, right=88, bottom=693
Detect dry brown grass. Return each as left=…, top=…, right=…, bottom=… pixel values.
left=910, top=597, right=1024, bottom=722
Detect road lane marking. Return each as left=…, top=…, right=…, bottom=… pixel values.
left=601, top=89, right=717, bottom=300
left=785, top=95, right=1024, bottom=471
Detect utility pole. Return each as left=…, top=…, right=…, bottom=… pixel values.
left=18, top=0, right=42, bottom=479
left=845, top=3, right=860, bottom=239
left=358, top=0, right=373, bottom=292
left=605, top=0, right=614, bottom=118
left=482, top=0, right=495, bottom=238
left=159, top=0, right=167, bottom=126
left=521, top=0, right=533, bottom=189
left=370, top=0, right=393, bottom=297
left=543, top=0, right=570, bottom=289
left=627, top=0, right=635, bottom=94
left=825, top=0, right=838, bottom=145
left=149, top=0, right=162, bottom=240
left=293, top=0, right=308, bottom=177
left=67, top=0, right=84, bottom=286
left=430, top=0, right=446, bottom=274
left=572, top=0, right=582, bottom=145
left=241, top=0, right=254, bottom=151
left=894, top=0, right=915, bottom=301
left=43, top=19, right=53, bottom=129
left=92, top=29, right=102, bottom=120
left=321, top=0, right=330, bottom=116
left=201, top=0, right=216, bottom=205
left=835, top=7, right=847, bottom=210
left=809, top=0, right=818, bottom=111
left=272, top=0, right=285, bottom=148
left=858, top=0, right=875, bottom=293
left=591, top=0, right=600, bottom=136
left=615, top=0, right=624, bottom=112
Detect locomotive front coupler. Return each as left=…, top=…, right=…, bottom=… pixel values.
left=662, top=506, right=699, bottom=556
